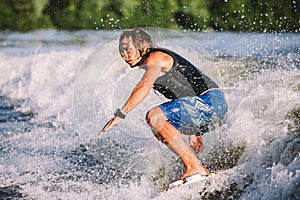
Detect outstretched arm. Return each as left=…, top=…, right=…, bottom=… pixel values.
left=99, top=52, right=173, bottom=135
left=121, top=65, right=160, bottom=114
left=100, top=62, right=161, bottom=134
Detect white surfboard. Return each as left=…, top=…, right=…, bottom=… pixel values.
left=167, top=171, right=222, bottom=191
left=152, top=170, right=223, bottom=199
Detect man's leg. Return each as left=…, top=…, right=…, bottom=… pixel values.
left=189, top=135, right=204, bottom=154
left=146, top=107, right=209, bottom=179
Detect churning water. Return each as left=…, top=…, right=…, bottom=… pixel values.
left=0, top=28, right=299, bottom=199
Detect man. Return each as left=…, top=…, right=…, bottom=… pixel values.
left=100, top=29, right=228, bottom=180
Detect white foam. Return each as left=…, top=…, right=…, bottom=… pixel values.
left=0, top=30, right=299, bottom=200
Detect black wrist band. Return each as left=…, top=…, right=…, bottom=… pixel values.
left=114, top=108, right=126, bottom=119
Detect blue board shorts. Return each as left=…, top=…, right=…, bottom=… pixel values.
left=159, top=89, right=228, bottom=136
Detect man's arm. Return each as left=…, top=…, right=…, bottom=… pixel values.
left=100, top=52, right=173, bottom=134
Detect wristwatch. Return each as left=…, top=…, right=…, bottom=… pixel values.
left=114, top=108, right=126, bottom=119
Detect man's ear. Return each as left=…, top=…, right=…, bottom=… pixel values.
left=142, top=42, right=149, bottom=54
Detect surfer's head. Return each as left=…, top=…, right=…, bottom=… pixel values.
left=119, top=29, right=153, bottom=67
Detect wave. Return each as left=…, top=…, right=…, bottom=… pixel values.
left=0, top=29, right=299, bottom=199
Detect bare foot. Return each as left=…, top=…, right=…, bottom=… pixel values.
left=180, top=164, right=210, bottom=180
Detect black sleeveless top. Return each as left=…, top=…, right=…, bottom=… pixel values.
left=134, top=48, right=219, bottom=99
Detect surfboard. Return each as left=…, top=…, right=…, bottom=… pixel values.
left=153, top=170, right=223, bottom=199
left=167, top=171, right=222, bottom=191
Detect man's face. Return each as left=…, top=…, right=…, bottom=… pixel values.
left=119, top=37, right=141, bottom=67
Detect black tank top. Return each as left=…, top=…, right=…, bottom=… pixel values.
left=134, top=48, right=219, bottom=99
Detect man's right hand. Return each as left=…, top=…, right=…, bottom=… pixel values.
left=99, top=117, right=123, bottom=136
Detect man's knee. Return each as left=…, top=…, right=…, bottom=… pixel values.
left=145, top=107, right=166, bottom=131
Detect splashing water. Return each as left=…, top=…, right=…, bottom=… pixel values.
left=0, top=29, right=299, bottom=199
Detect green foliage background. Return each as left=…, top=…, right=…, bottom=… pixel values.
left=0, top=0, right=299, bottom=32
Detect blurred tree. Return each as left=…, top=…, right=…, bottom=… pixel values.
left=208, top=0, right=233, bottom=31
left=174, top=0, right=210, bottom=30
left=43, top=0, right=101, bottom=30
left=0, top=0, right=52, bottom=31
left=250, top=0, right=300, bottom=32
left=208, top=0, right=300, bottom=32
left=121, top=0, right=179, bottom=29
left=97, top=0, right=124, bottom=29
left=0, top=0, right=298, bottom=32
left=0, top=1, right=15, bottom=30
